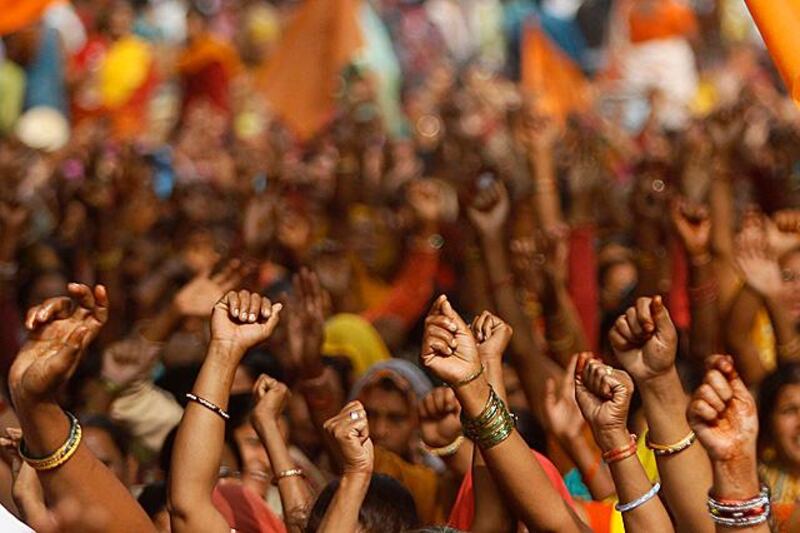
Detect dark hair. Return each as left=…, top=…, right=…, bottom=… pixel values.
left=306, top=474, right=419, bottom=532
left=137, top=481, right=167, bottom=518
left=240, top=348, right=285, bottom=383
left=758, top=363, right=800, bottom=450
left=79, top=414, right=131, bottom=456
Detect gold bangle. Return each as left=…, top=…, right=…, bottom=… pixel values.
left=450, top=365, right=484, bottom=388
left=422, top=435, right=465, bottom=457
left=272, top=468, right=305, bottom=485
left=646, top=430, right=697, bottom=456
left=19, top=413, right=83, bottom=471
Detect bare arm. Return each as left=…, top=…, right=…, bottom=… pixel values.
left=168, top=290, right=282, bottom=533
left=611, top=296, right=713, bottom=533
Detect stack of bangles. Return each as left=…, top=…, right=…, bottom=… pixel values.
left=460, top=386, right=516, bottom=450
left=19, top=412, right=82, bottom=471
left=707, top=486, right=771, bottom=528
left=645, top=430, right=697, bottom=457
left=602, top=434, right=638, bottom=464
left=602, top=434, right=663, bottom=513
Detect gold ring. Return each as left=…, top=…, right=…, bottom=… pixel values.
left=604, top=366, right=613, bottom=376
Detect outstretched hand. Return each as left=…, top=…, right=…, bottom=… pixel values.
left=173, top=259, right=246, bottom=317
left=210, top=290, right=282, bottom=355
left=11, top=284, right=108, bottom=400
left=324, top=401, right=374, bottom=475
left=609, top=296, right=677, bottom=384
left=286, top=267, right=327, bottom=377
left=687, top=355, right=757, bottom=463
left=421, top=295, right=481, bottom=386
left=574, top=352, right=634, bottom=451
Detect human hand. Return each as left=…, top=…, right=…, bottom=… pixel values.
left=324, top=401, right=374, bottom=475
left=290, top=268, right=326, bottom=378
left=250, top=374, right=290, bottom=427
left=542, top=355, right=585, bottom=443
left=670, top=198, right=711, bottom=258
left=736, top=229, right=783, bottom=299
left=173, top=260, right=245, bottom=317
left=470, top=310, right=513, bottom=366
left=11, top=284, right=108, bottom=400
left=466, top=180, right=510, bottom=240
left=420, top=295, right=481, bottom=386
left=419, top=387, right=462, bottom=449
left=210, top=290, right=282, bottom=355
left=765, top=214, right=800, bottom=258
left=574, top=353, right=635, bottom=451
left=688, top=355, right=757, bottom=463
left=0, top=428, right=47, bottom=528
left=407, top=179, right=443, bottom=226
left=609, top=296, right=677, bottom=384
left=101, top=337, right=160, bottom=390
left=773, top=209, right=800, bottom=235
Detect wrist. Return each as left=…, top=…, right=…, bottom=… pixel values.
left=207, top=340, right=246, bottom=360
left=595, top=428, right=633, bottom=452
left=712, top=455, right=760, bottom=500
left=454, top=377, right=491, bottom=418
left=637, top=366, right=682, bottom=395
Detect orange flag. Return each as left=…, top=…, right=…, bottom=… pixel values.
left=520, top=23, right=589, bottom=120
left=745, top=0, right=800, bottom=103
left=0, top=0, right=54, bottom=35
left=260, top=0, right=363, bottom=141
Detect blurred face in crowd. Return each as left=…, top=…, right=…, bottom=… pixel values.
left=84, top=426, right=130, bottom=486
left=108, top=0, right=133, bottom=40
left=781, top=250, right=800, bottom=322
left=601, top=261, right=637, bottom=311
left=361, top=379, right=416, bottom=459
left=233, top=422, right=270, bottom=490
left=771, top=384, right=800, bottom=470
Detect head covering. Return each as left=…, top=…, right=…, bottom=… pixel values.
left=322, top=313, right=391, bottom=377
left=14, top=106, right=68, bottom=151
left=349, top=358, right=432, bottom=404
left=212, top=483, right=286, bottom=533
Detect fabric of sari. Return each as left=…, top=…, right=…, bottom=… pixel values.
left=212, top=483, right=286, bottom=533
left=321, top=313, right=392, bottom=377
left=373, top=446, right=446, bottom=525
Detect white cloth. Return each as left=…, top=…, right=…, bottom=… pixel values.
left=0, top=503, right=33, bottom=533
left=44, top=2, right=87, bottom=54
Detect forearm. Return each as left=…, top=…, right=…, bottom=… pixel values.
left=530, top=147, right=562, bottom=231
left=559, top=433, right=614, bottom=500
left=169, top=342, right=239, bottom=530
left=725, top=288, right=767, bottom=386
left=634, top=226, right=666, bottom=297
left=603, top=431, right=673, bottom=533
left=14, top=400, right=155, bottom=532
left=763, top=295, right=800, bottom=361
left=543, top=286, right=590, bottom=367
left=318, top=473, right=370, bottom=533
left=688, top=258, right=720, bottom=362
left=457, top=380, right=583, bottom=533
left=640, top=371, right=713, bottom=533
left=709, top=170, right=734, bottom=259
left=140, top=303, right=183, bottom=343
left=255, top=419, right=312, bottom=532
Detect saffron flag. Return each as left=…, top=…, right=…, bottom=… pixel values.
left=260, top=0, right=363, bottom=141
left=0, top=0, right=54, bottom=35
left=520, top=22, right=589, bottom=120
left=745, top=0, right=800, bottom=103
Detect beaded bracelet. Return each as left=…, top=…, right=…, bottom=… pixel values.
left=646, top=430, right=697, bottom=457
left=186, top=393, right=230, bottom=420
left=19, top=412, right=83, bottom=471
left=615, top=482, right=661, bottom=513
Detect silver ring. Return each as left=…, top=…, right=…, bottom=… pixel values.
left=349, top=411, right=361, bottom=421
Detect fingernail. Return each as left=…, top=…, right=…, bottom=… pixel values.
left=232, top=309, right=239, bottom=317
left=249, top=313, right=256, bottom=322
left=448, top=323, right=457, bottom=332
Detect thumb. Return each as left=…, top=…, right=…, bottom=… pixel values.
left=651, top=296, right=673, bottom=336
left=440, top=298, right=469, bottom=332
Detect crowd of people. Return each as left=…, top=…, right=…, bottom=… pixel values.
left=1, top=0, right=800, bottom=531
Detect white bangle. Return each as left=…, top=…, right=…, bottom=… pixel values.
left=615, top=482, right=661, bottom=513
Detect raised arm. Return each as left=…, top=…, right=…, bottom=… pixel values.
left=574, top=353, right=673, bottom=532
left=542, top=355, right=615, bottom=500
left=317, top=401, right=374, bottom=533
left=466, top=181, right=561, bottom=421
left=671, top=199, right=719, bottom=362
left=251, top=374, right=313, bottom=533
left=688, top=355, right=769, bottom=532
left=168, top=290, right=282, bottom=533
left=610, top=296, right=713, bottom=533
left=9, top=284, right=155, bottom=533
left=421, top=296, right=586, bottom=532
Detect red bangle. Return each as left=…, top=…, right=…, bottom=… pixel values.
left=602, top=434, right=637, bottom=464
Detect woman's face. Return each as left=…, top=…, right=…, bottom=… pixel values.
left=771, top=384, right=800, bottom=468
left=780, top=250, right=800, bottom=322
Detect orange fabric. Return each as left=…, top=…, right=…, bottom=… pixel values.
left=520, top=24, right=589, bottom=121
left=745, top=0, right=800, bottom=103
left=582, top=501, right=613, bottom=533
left=0, top=0, right=54, bottom=35
left=178, top=33, right=242, bottom=77
left=259, top=0, right=363, bottom=141
left=628, top=0, right=697, bottom=43
left=373, top=446, right=445, bottom=524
